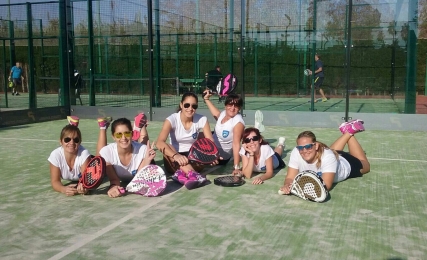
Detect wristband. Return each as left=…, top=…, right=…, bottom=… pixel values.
left=234, top=164, right=241, bottom=170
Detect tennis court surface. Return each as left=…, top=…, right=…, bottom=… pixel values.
left=0, top=119, right=426, bottom=259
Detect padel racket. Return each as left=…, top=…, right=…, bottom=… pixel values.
left=304, top=69, right=310, bottom=76
left=188, top=138, right=220, bottom=164
left=126, top=165, right=167, bottom=197
left=218, top=74, right=237, bottom=97
left=8, top=80, right=14, bottom=88
left=214, top=175, right=245, bottom=187
left=79, top=156, right=106, bottom=190
left=290, top=170, right=328, bottom=202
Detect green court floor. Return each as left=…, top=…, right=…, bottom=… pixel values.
left=0, top=119, right=425, bottom=259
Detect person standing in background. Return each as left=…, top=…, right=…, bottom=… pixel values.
left=9, top=61, right=24, bottom=96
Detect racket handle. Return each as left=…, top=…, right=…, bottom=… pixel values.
left=119, top=187, right=126, bottom=194
left=278, top=189, right=286, bottom=195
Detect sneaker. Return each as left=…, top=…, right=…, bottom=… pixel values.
left=67, top=116, right=80, bottom=127
left=254, top=110, right=265, bottom=133
left=12, top=92, right=15, bottom=96
left=15, top=92, right=20, bottom=96
left=171, top=169, right=187, bottom=185
left=132, top=112, right=148, bottom=141
left=97, top=117, right=113, bottom=129
left=184, top=170, right=207, bottom=190
left=277, top=137, right=286, bottom=149
left=322, top=98, right=328, bottom=102
left=339, top=119, right=365, bottom=135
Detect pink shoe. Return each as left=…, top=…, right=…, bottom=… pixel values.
left=184, top=170, right=207, bottom=190
left=339, top=119, right=365, bottom=135
left=97, top=117, right=113, bottom=129
left=171, top=169, right=187, bottom=185
left=67, top=116, right=79, bottom=127
left=132, top=112, right=148, bottom=141
left=339, top=119, right=364, bottom=134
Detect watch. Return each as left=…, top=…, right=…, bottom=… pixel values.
left=234, top=164, right=241, bottom=170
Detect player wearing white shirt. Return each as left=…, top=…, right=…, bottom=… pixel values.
left=156, top=92, right=215, bottom=189
left=202, top=92, right=245, bottom=172
left=280, top=123, right=371, bottom=195
left=239, top=127, right=286, bottom=185
left=95, top=117, right=156, bottom=198
left=48, top=125, right=91, bottom=196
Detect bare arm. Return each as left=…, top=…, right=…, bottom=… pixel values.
left=252, top=156, right=274, bottom=185
left=155, top=120, right=178, bottom=158
left=203, top=91, right=221, bottom=120
left=105, top=164, right=122, bottom=198
left=320, top=172, right=334, bottom=191
left=280, top=167, right=299, bottom=194
left=50, top=163, right=77, bottom=196
left=232, top=122, right=244, bottom=169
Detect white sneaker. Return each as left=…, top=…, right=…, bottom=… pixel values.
left=278, top=137, right=286, bottom=149
left=254, top=110, right=265, bottom=133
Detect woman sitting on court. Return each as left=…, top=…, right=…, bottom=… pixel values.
left=48, top=124, right=91, bottom=196
left=238, top=127, right=286, bottom=185
left=96, top=117, right=156, bottom=198
left=202, top=91, right=245, bottom=173
left=279, top=119, right=370, bottom=194
left=156, top=92, right=215, bottom=189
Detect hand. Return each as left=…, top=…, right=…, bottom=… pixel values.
left=242, top=144, right=255, bottom=155
left=145, top=140, right=156, bottom=161
left=173, top=153, right=189, bottom=166
left=232, top=169, right=242, bottom=176
left=8, top=76, right=11, bottom=81
left=252, top=178, right=264, bottom=185
left=64, top=185, right=78, bottom=196
left=308, top=70, right=313, bottom=75
left=107, top=185, right=123, bottom=198
left=280, top=181, right=293, bottom=195
left=76, top=183, right=88, bottom=195
left=202, top=89, right=213, bottom=100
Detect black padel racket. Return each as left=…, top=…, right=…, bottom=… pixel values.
left=218, top=74, right=237, bottom=97
left=214, top=175, right=245, bottom=187
left=79, top=156, right=106, bottom=190
left=188, top=138, right=220, bottom=164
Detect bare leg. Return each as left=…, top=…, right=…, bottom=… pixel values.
left=137, top=125, right=149, bottom=144
left=274, top=144, right=284, bottom=157
left=330, top=133, right=370, bottom=174
left=319, top=88, right=327, bottom=100
left=96, top=129, right=108, bottom=156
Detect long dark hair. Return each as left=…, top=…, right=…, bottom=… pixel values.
left=111, top=118, right=132, bottom=135
left=242, top=127, right=268, bottom=145
left=224, top=94, right=243, bottom=108
left=176, top=92, right=198, bottom=112
left=297, top=131, right=338, bottom=168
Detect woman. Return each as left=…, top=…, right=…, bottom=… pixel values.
left=239, top=127, right=286, bottom=185
left=156, top=92, right=215, bottom=189
left=280, top=119, right=370, bottom=194
left=96, top=117, right=156, bottom=198
left=202, top=91, right=245, bottom=173
left=48, top=124, right=91, bottom=196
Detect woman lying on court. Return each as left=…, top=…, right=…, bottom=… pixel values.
left=202, top=91, right=245, bottom=173
left=238, top=127, right=286, bottom=185
left=48, top=123, right=91, bottom=196
left=279, top=119, right=370, bottom=198
left=156, top=92, right=217, bottom=189
left=96, top=117, right=156, bottom=198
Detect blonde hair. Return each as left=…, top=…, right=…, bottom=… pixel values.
left=297, top=131, right=338, bottom=168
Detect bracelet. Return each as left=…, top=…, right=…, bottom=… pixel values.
left=234, top=164, right=241, bottom=170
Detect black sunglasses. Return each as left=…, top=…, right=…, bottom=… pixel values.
left=64, top=137, right=80, bottom=143
left=243, top=136, right=260, bottom=143
left=183, top=103, right=198, bottom=109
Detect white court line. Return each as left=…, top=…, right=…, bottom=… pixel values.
left=369, top=157, right=427, bottom=163
left=47, top=165, right=220, bottom=260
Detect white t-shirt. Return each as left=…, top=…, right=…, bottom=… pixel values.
left=213, top=111, right=245, bottom=160
left=166, top=111, right=208, bottom=152
left=99, top=142, right=147, bottom=182
left=48, top=146, right=91, bottom=181
left=239, top=144, right=280, bottom=172
left=287, top=147, right=351, bottom=183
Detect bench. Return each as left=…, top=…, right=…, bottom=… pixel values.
left=174, top=78, right=205, bottom=95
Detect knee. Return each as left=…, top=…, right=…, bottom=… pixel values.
left=361, top=161, right=370, bottom=174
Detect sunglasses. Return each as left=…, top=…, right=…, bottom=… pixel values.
left=114, top=131, right=132, bottom=139
left=63, top=137, right=80, bottom=143
left=244, top=136, right=260, bottom=143
left=296, top=143, right=315, bottom=151
left=226, top=102, right=241, bottom=108
left=183, top=103, right=198, bottom=109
